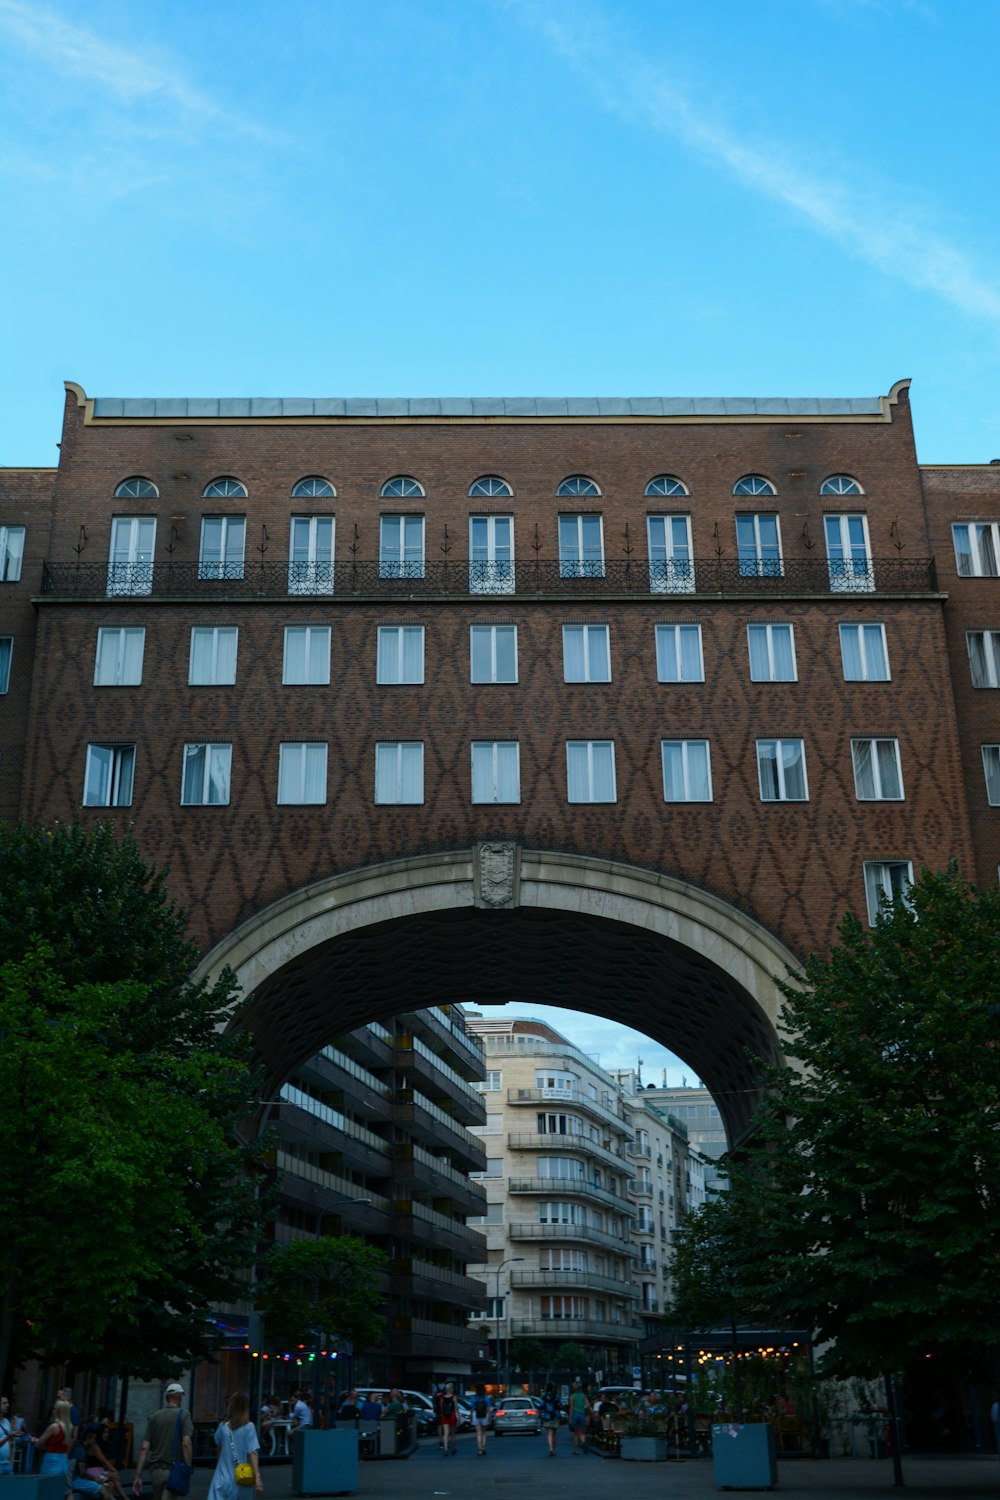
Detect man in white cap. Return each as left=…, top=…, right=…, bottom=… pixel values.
left=132, top=1384, right=192, bottom=1500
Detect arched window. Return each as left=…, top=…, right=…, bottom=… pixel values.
left=557, top=475, right=601, bottom=497
left=733, top=474, right=776, bottom=496
left=203, top=477, right=248, bottom=499
left=380, top=476, right=425, bottom=498
left=645, top=475, right=688, bottom=497
left=114, top=477, right=158, bottom=499
left=469, top=476, right=513, bottom=497
left=820, top=474, right=864, bottom=495
left=292, top=476, right=336, bottom=498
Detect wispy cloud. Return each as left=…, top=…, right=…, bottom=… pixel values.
left=501, top=0, right=1000, bottom=329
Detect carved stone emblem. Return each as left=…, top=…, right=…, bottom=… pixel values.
left=474, top=841, right=520, bottom=909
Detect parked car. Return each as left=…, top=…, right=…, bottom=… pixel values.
left=353, top=1389, right=437, bottom=1436
left=454, top=1397, right=475, bottom=1433
left=493, top=1396, right=541, bottom=1436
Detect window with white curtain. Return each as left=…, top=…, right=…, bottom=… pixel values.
left=189, top=626, right=238, bottom=685
left=655, top=623, right=703, bottom=682
left=198, top=516, right=246, bottom=580
left=471, top=741, right=520, bottom=803
left=379, top=515, right=425, bottom=578
left=470, top=624, right=517, bottom=683
left=288, top=515, right=334, bottom=594
left=0, top=637, right=10, bottom=694
left=181, top=743, right=232, bottom=806
left=375, top=741, right=424, bottom=804
left=983, top=745, right=1000, bottom=805
left=83, top=744, right=135, bottom=806
left=736, top=513, right=782, bottom=576
left=558, top=514, right=604, bottom=577
left=852, top=738, right=903, bottom=800
left=863, top=860, right=913, bottom=925
left=0, top=526, right=26, bottom=582
left=566, top=740, right=616, bottom=803
left=757, top=739, right=808, bottom=801
left=563, top=624, right=611, bottom=682
left=839, top=623, right=889, bottom=681
left=647, top=514, right=694, bottom=592
left=952, top=522, right=1000, bottom=577
left=661, top=740, right=712, bottom=802
left=747, top=623, right=796, bottom=682
left=94, top=627, right=145, bottom=686
left=967, top=630, right=1000, bottom=687
left=537, top=1157, right=585, bottom=1180
left=377, top=625, right=424, bottom=684
left=278, top=742, right=327, bottom=804
left=283, top=626, right=331, bottom=685
left=538, top=1201, right=585, bottom=1225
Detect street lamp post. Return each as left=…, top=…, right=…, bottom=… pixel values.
left=492, top=1256, right=524, bottom=1395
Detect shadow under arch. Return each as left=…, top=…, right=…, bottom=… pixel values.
left=195, top=847, right=800, bottom=1145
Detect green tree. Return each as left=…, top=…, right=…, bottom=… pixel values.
left=260, top=1237, right=386, bottom=1353
left=0, top=821, right=268, bottom=1385
left=671, top=866, right=1000, bottom=1383
left=508, top=1336, right=546, bottom=1378
left=550, top=1341, right=589, bottom=1377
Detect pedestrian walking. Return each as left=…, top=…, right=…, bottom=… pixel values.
left=539, top=1385, right=561, bottom=1457
left=437, top=1384, right=458, bottom=1457
left=207, top=1394, right=262, bottom=1500
left=568, top=1380, right=591, bottom=1456
left=131, top=1383, right=193, bottom=1500
left=0, top=1396, right=14, bottom=1479
left=470, top=1386, right=492, bottom=1457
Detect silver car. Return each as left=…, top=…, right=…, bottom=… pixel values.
left=493, top=1396, right=541, bottom=1436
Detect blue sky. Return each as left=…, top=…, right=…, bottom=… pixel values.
left=2, top=0, right=999, bottom=466
left=469, top=1003, right=698, bottom=1087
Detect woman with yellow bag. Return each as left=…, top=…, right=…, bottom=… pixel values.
left=209, top=1394, right=262, bottom=1500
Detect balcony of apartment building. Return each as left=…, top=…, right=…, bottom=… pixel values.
left=508, top=1176, right=638, bottom=1219
left=390, top=1256, right=489, bottom=1311
left=632, top=1215, right=656, bottom=1240
left=387, top=1314, right=480, bottom=1365
left=392, top=1031, right=487, bottom=1125
left=507, top=1221, right=638, bottom=1258
left=511, top=1267, right=641, bottom=1300
left=409, top=1006, right=485, bottom=1077
left=392, top=1087, right=487, bottom=1171
left=273, top=1148, right=392, bottom=1227
left=506, top=1086, right=632, bottom=1139
left=273, top=1084, right=394, bottom=1178
left=507, top=1132, right=631, bottom=1174
left=510, top=1316, right=645, bottom=1342
left=627, top=1140, right=652, bottom=1162
left=306, top=1045, right=393, bottom=1120
left=391, top=1197, right=487, bottom=1261
left=333, top=1021, right=394, bottom=1071
left=631, top=1175, right=653, bottom=1200
left=393, top=1139, right=487, bottom=1219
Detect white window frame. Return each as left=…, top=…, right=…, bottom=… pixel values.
left=839, top=623, right=890, bottom=682
left=647, top=514, right=694, bottom=593
left=283, top=625, right=331, bottom=686
left=0, top=637, right=12, bottom=694
left=379, top=514, right=425, bottom=578
left=967, top=630, right=1000, bottom=688
left=181, top=743, right=233, bottom=806
left=0, top=526, right=26, bottom=583
left=756, top=738, right=808, bottom=802
left=471, top=740, right=521, bottom=804
left=654, top=623, right=704, bottom=683
left=661, top=740, right=712, bottom=802
left=747, top=623, right=797, bottom=682
left=188, top=626, right=238, bottom=685
left=375, top=741, right=424, bottom=804
left=566, top=739, right=616, bottom=803
left=558, top=514, right=604, bottom=578
left=736, top=512, right=782, bottom=577
left=469, top=513, right=515, bottom=594
left=376, top=625, right=425, bottom=684
left=562, top=623, right=611, bottom=682
left=288, top=514, right=335, bottom=595
left=470, top=624, right=518, bottom=683
left=851, top=738, right=904, bottom=801
left=277, top=742, right=328, bottom=805
left=83, top=744, right=135, bottom=807
left=983, top=745, right=1000, bottom=806
left=824, top=512, right=874, bottom=592
left=198, top=515, right=246, bottom=581
left=952, top=522, right=1000, bottom=578
left=94, top=627, right=145, bottom=686
left=107, top=516, right=156, bottom=596
left=863, top=860, right=914, bottom=925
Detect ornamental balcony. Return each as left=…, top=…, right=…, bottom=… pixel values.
left=508, top=1177, right=637, bottom=1217
left=510, top=1267, right=641, bottom=1299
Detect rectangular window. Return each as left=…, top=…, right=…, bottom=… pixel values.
left=470, top=514, right=514, bottom=593
left=0, top=526, right=25, bottom=582
left=983, top=745, right=1000, bottom=806
left=559, top=514, right=604, bottom=578
left=537, top=1157, right=585, bottom=1180
left=283, top=625, right=331, bottom=685
left=852, top=738, right=903, bottom=800
left=952, top=522, right=1000, bottom=577
left=483, top=1157, right=503, bottom=1178
left=0, top=637, right=10, bottom=693
left=83, top=744, right=135, bottom=807
left=839, top=623, right=890, bottom=681
left=647, top=515, right=694, bottom=593
left=482, top=1113, right=502, bottom=1133
left=469, top=1200, right=503, bottom=1225
left=757, top=739, right=808, bottom=801
left=199, top=516, right=246, bottom=580
left=566, top=740, right=616, bottom=803
left=825, top=513, right=874, bottom=591
left=476, top=1070, right=502, bottom=1092
left=94, top=627, right=145, bottom=686
left=655, top=623, right=703, bottom=682
left=375, top=741, right=424, bottom=804
left=377, top=625, right=424, bottom=684
left=747, top=623, right=796, bottom=682
left=379, top=515, right=424, bottom=578
left=662, top=740, right=712, bottom=802
left=471, top=741, right=520, bottom=803
left=563, top=624, right=611, bottom=682
left=538, top=1201, right=585, bottom=1226
left=288, top=515, right=334, bottom=595
left=863, top=860, right=913, bottom=925
left=108, top=517, right=155, bottom=596
left=181, top=743, right=232, bottom=805
left=189, top=626, right=238, bottom=685
left=541, top=1295, right=587, bottom=1320
left=470, top=624, right=517, bottom=683
left=278, top=742, right=328, bottom=804
left=535, top=1070, right=578, bottom=1093
left=736, top=513, right=782, bottom=577
left=541, top=1248, right=588, bottom=1271
left=967, top=630, right=1000, bottom=688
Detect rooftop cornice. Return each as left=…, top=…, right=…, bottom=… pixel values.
left=65, top=379, right=911, bottom=427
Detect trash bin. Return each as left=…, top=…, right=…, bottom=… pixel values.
left=711, top=1422, right=778, bottom=1490
left=291, top=1428, right=358, bottom=1496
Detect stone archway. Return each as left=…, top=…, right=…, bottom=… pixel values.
left=195, top=846, right=800, bottom=1145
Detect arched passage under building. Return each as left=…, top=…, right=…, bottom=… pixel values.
left=196, top=846, right=800, bottom=1144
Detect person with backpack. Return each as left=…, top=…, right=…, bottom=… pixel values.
left=539, top=1384, right=561, bottom=1457
left=437, top=1384, right=458, bottom=1457
left=470, top=1386, right=492, bottom=1457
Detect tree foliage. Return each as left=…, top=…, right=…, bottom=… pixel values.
left=0, top=820, right=269, bottom=1384
left=260, top=1237, right=386, bottom=1353
left=671, top=866, right=1000, bottom=1381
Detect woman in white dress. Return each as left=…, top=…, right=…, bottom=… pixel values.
left=208, top=1394, right=262, bottom=1500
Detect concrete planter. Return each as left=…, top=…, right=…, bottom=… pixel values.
left=711, top=1422, right=777, bottom=1490
left=9, top=1478, right=67, bottom=1500
left=291, top=1428, right=358, bottom=1496
left=619, top=1436, right=668, bottom=1462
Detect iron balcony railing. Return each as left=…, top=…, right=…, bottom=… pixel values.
left=40, top=555, right=938, bottom=601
